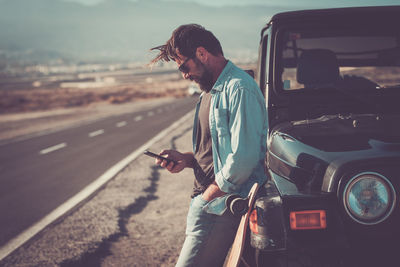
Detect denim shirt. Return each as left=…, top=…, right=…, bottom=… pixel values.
left=192, top=61, right=268, bottom=215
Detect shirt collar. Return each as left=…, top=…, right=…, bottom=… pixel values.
left=212, top=60, right=233, bottom=92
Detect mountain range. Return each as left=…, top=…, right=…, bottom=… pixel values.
left=0, top=0, right=303, bottom=64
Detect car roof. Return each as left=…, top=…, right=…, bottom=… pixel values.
left=269, top=5, right=400, bottom=24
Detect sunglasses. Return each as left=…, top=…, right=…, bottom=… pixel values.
left=178, top=57, right=192, bottom=73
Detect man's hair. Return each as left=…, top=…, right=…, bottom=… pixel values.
left=150, top=24, right=223, bottom=64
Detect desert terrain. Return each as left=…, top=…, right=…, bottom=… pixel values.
left=0, top=68, right=192, bottom=143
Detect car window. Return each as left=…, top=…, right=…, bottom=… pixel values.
left=277, top=27, right=400, bottom=91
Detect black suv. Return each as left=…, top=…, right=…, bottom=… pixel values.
left=246, top=6, right=400, bottom=267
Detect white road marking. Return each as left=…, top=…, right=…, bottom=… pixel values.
left=116, top=121, right=127, bottom=128
left=147, top=111, right=154, bottom=117
left=0, top=109, right=195, bottom=261
left=88, top=129, right=104, bottom=137
left=39, top=143, right=67, bottom=155
left=134, top=115, right=143, bottom=122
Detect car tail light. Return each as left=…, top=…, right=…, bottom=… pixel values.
left=249, top=209, right=258, bottom=234
left=289, top=210, right=327, bottom=230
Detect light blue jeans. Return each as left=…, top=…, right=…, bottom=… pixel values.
left=176, top=194, right=241, bottom=267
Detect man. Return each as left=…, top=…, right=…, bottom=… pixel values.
left=150, top=24, right=268, bottom=267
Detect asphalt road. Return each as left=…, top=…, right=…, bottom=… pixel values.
left=0, top=96, right=198, bottom=247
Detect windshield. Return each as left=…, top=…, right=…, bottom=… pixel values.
left=277, top=26, right=400, bottom=91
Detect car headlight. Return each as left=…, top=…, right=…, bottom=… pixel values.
left=343, top=172, right=396, bottom=225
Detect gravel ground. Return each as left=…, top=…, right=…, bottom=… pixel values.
left=0, top=106, right=195, bottom=267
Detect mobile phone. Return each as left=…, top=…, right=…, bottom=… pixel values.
left=143, top=150, right=176, bottom=164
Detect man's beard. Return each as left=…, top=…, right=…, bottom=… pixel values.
left=190, top=59, right=214, bottom=93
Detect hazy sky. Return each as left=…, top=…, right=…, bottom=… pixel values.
left=63, top=0, right=400, bottom=8
left=3, top=0, right=398, bottom=62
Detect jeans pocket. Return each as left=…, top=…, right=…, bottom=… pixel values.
left=189, top=195, right=209, bottom=215
left=186, top=195, right=215, bottom=236
left=198, top=194, right=209, bottom=206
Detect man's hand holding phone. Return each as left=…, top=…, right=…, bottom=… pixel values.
left=144, top=149, right=194, bottom=173
left=144, top=150, right=176, bottom=164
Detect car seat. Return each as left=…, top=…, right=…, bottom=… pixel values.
left=297, top=49, right=340, bottom=88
